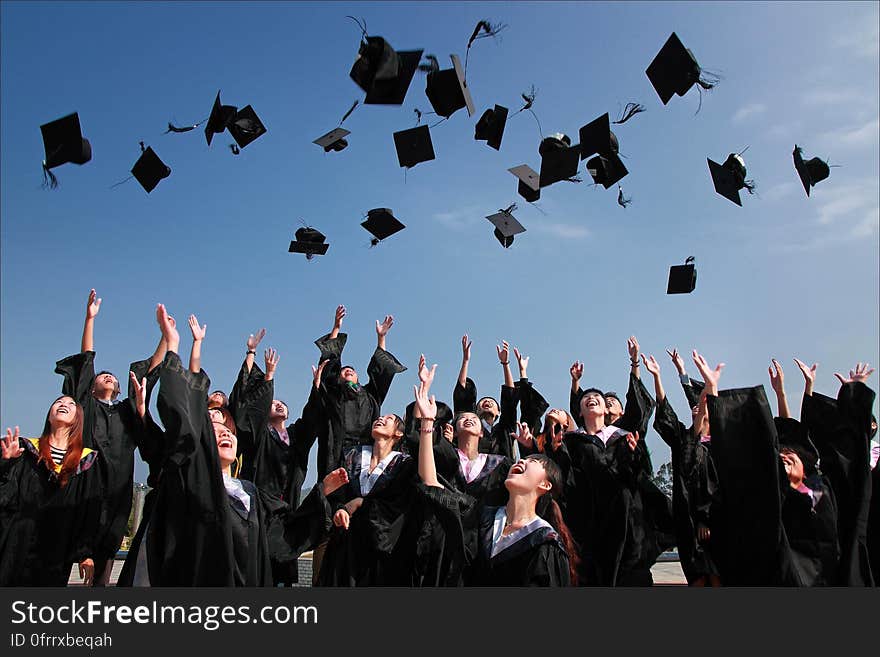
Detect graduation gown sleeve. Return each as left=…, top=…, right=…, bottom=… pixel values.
left=453, top=377, right=478, bottom=414
left=516, top=378, right=550, bottom=435
left=364, top=347, right=407, bottom=408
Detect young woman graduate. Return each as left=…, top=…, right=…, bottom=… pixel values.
left=53, top=289, right=166, bottom=586
left=0, top=393, right=111, bottom=586
left=136, top=304, right=347, bottom=587
left=642, top=352, right=721, bottom=586
left=796, top=358, right=876, bottom=586
left=414, top=363, right=576, bottom=586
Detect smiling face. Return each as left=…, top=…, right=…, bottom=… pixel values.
left=579, top=391, right=606, bottom=421
left=454, top=412, right=482, bottom=438
left=505, top=457, right=553, bottom=496
left=371, top=414, right=403, bottom=442
left=92, top=371, right=120, bottom=400
left=605, top=395, right=623, bottom=421
left=213, top=421, right=238, bottom=469
left=270, top=400, right=289, bottom=422
left=780, top=448, right=804, bottom=487
left=340, top=366, right=359, bottom=385
left=49, top=396, right=79, bottom=428
left=208, top=391, right=228, bottom=408
left=477, top=397, right=499, bottom=419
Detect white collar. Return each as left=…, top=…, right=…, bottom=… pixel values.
left=359, top=445, right=400, bottom=496
left=491, top=507, right=552, bottom=557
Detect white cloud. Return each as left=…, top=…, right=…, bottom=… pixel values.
left=532, top=222, right=590, bottom=240
left=431, top=206, right=482, bottom=231
left=833, top=20, right=880, bottom=58
left=732, top=103, right=766, bottom=123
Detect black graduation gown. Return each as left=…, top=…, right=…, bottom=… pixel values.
left=0, top=439, right=102, bottom=586
left=868, top=455, right=880, bottom=582
left=317, top=446, right=417, bottom=586
left=313, top=332, right=407, bottom=479
left=546, top=426, right=671, bottom=586
left=416, top=483, right=571, bottom=586
left=571, top=373, right=656, bottom=437
left=780, top=471, right=840, bottom=586
left=452, top=377, right=519, bottom=457
left=801, top=382, right=876, bottom=586
left=142, top=352, right=331, bottom=586
left=55, top=351, right=155, bottom=562
left=652, top=397, right=720, bottom=583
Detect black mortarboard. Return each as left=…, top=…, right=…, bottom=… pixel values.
left=486, top=207, right=525, bottom=248
left=793, top=145, right=830, bottom=197
left=314, top=128, right=350, bottom=153
left=393, top=125, right=435, bottom=168
left=509, top=165, right=541, bottom=202
left=538, top=134, right=580, bottom=188
left=708, top=153, right=754, bottom=206
left=475, top=104, right=508, bottom=151
left=289, top=226, right=329, bottom=259
left=229, top=105, right=267, bottom=149
left=205, top=91, right=238, bottom=146
left=131, top=146, right=171, bottom=194
left=667, top=256, right=697, bottom=294
left=586, top=152, right=628, bottom=189
left=425, top=54, right=476, bottom=119
left=578, top=113, right=619, bottom=159
left=362, top=208, right=405, bottom=245
left=646, top=32, right=706, bottom=105
left=40, top=112, right=92, bottom=170
left=350, top=36, right=423, bottom=105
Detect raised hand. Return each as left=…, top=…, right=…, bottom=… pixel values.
left=1, top=426, right=23, bottom=460
left=129, top=372, right=147, bottom=418
left=627, top=336, right=640, bottom=362
left=79, top=558, right=95, bottom=587
left=793, top=358, right=818, bottom=384
left=768, top=359, right=785, bottom=394
left=570, top=360, right=584, bottom=383
left=414, top=381, right=438, bottom=420
left=692, top=350, right=724, bottom=389
left=312, top=359, right=328, bottom=390
left=264, top=348, right=280, bottom=377
left=496, top=340, right=511, bottom=365
left=835, top=362, right=875, bottom=385
left=666, top=348, right=686, bottom=375
left=156, top=304, right=179, bottom=349
left=442, top=423, right=454, bottom=442
left=461, top=334, right=472, bottom=362
left=376, top=315, right=394, bottom=337
left=641, top=354, right=661, bottom=377
left=333, top=305, right=346, bottom=330
left=510, top=421, right=534, bottom=448
left=418, top=355, right=437, bottom=390
left=85, top=289, right=102, bottom=319
left=247, top=328, right=266, bottom=351
left=188, top=314, right=206, bottom=342
left=322, top=467, right=349, bottom=496
left=514, top=347, right=529, bottom=377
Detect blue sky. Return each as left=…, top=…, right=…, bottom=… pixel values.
left=2, top=1, right=878, bottom=486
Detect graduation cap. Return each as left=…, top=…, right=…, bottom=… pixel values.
left=204, top=91, right=238, bottom=146
left=667, top=256, right=697, bottom=294
left=289, top=226, right=329, bottom=259
left=538, top=134, right=580, bottom=188
left=229, top=105, right=267, bottom=149
left=793, top=145, right=830, bottom=197
left=579, top=113, right=619, bottom=160
left=131, top=145, right=171, bottom=194
left=586, top=153, right=628, bottom=189
left=425, top=54, right=476, bottom=119
left=486, top=204, right=525, bottom=248
left=646, top=32, right=717, bottom=105
left=707, top=152, right=755, bottom=206
left=39, top=112, right=92, bottom=188
left=474, top=104, right=508, bottom=150
left=314, top=128, right=350, bottom=153
left=509, top=165, right=541, bottom=202
left=393, top=124, right=435, bottom=168
left=350, top=34, right=424, bottom=105
left=362, top=208, right=405, bottom=245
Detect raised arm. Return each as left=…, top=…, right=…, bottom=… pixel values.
left=768, top=358, right=790, bottom=419
left=793, top=358, right=818, bottom=398
left=642, top=354, right=665, bottom=404
left=376, top=314, right=393, bottom=352
left=692, top=350, right=724, bottom=432
left=264, top=347, right=279, bottom=382
left=415, top=366, right=442, bottom=488
left=497, top=340, right=514, bottom=388
left=458, top=334, right=471, bottom=388
left=80, top=288, right=101, bottom=353
left=329, top=305, right=345, bottom=340
left=244, top=328, right=266, bottom=374
left=187, top=314, right=206, bottom=374
left=627, top=336, right=641, bottom=380
left=365, top=317, right=407, bottom=407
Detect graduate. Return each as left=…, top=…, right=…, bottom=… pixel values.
left=414, top=364, right=576, bottom=586
left=53, top=289, right=165, bottom=586
left=644, top=352, right=721, bottom=586
left=134, top=304, right=346, bottom=587
left=0, top=395, right=107, bottom=586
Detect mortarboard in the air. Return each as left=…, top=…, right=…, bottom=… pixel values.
left=667, top=256, right=697, bottom=294
left=205, top=91, right=238, bottom=146
left=131, top=146, right=171, bottom=194
left=792, top=145, right=830, bottom=197
left=586, top=152, right=628, bottom=189
left=40, top=112, right=92, bottom=188
left=646, top=32, right=716, bottom=105
left=229, top=105, right=267, bottom=149
left=350, top=35, right=424, bottom=105
left=289, top=226, right=329, bottom=259
left=486, top=205, right=525, bottom=248
left=578, top=113, right=620, bottom=160
left=538, top=133, right=580, bottom=188
left=314, top=128, right=350, bottom=153
left=707, top=152, right=755, bottom=206
left=475, top=104, right=508, bottom=151
left=509, top=165, right=541, bottom=202
left=393, top=124, right=435, bottom=168
left=362, top=208, right=405, bottom=245
left=425, top=54, right=476, bottom=119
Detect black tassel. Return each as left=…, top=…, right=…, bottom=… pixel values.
left=743, top=179, right=757, bottom=194
left=229, top=144, right=240, bottom=155
left=339, top=99, right=359, bottom=125
left=164, top=122, right=197, bottom=134
left=139, top=141, right=146, bottom=153
left=612, top=102, right=646, bottom=125
left=464, top=20, right=507, bottom=83
left=345, top=15, right=368, bottom=39
left=565, top=176, right=582, bottom=184
left=502, top=203, right=517, bottom=214
left=414, top=108, right=422, bottom=125
left=617, top=186, right=632, bottom=208
left=41, top=163, right=58, bottom=190
left=109, top=175, right=134, bottom=190
left=418, top=54, right=440, bottom=73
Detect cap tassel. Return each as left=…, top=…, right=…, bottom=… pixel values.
left=339, top=99, right=359, bottom=125
left=109, top=141, right=145, bottom=189
left=510, top=86, right=544, bottom=139
left=229, top=144, right=240, bottom=155
left=41, top=162, right=59, bottom=190
left=164, top=121, right=198, bottom=134
left=694, top=70, right=721, bottom=115
left=345, top=15, right=368, bottom=40
left=617, top=186, right=632, bottom=208
left=464, top=20, right=507, bottom=85
left=612, top=102, right=646, bottom=125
